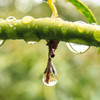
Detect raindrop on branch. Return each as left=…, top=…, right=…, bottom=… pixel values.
left=74, top=21, right=86, bottom=24
left=6, top=16, right=16, bottom=23
left=21, top=16, right=34, bottom=24
left=66, top=43, right=89, bottom=54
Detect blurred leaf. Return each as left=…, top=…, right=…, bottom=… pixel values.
left=66, top=0, right=97, bottom=24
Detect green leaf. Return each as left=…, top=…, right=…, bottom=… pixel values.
left=66, top=0, right=97, bottom=24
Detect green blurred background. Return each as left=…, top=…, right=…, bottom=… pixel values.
left=0, top=0, right=100, bottom=100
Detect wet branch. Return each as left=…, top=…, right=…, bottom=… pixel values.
left=0, top=17, right=100, bottom=47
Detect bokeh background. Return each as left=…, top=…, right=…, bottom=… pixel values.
left=0, top=0, right=100, bottom=100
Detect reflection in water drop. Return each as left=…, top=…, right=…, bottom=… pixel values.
left=0, top=40, right=4, bottom=46
left=27, top=41, right=37, bottom=45
left=42, top=62, right=58, bottom=86
left=6, top=16, right=16, bottom=22
left=66, top=43, right=89, bottom=54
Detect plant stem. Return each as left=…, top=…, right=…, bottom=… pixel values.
left=0, top=17, right=100, bottom=47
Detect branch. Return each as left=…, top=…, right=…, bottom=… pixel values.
left=0, top=16, right=100, bottom=47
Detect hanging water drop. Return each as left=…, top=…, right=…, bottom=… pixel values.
left=6, top=16, right=16, bottom=23
left=27, top=41, right=37, bottom=45
left=66, top=43, right=89, bottom=54
left=42, top=40, right=59, bottom=86
left=42, top=60, right=58, bottom=86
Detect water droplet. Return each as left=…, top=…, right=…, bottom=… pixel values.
left=66, top=43, right=89, bottom=54
left=6, top=24, right=18, bottom=39
left=43, top=26, right=49, bottom=34
left=50, top=18, right=55, bottom=24
left=58, top=21, right=63, bottom=27
left=6, top=16, right=16, bottom=22
left=21, top=16, right=34, bottom=24
left=0, top=40, right=4, bottom=46
left=74, top=21, right=86, bottom=33
left=74, top=21, right=86, bottom=24
left=27, top=41, right=37, bottom=45
left=42, top=62, right=58, bottom=86
left=77, top=26, right=84, bottom=33
left=61, top=27, right=67, bottom=35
